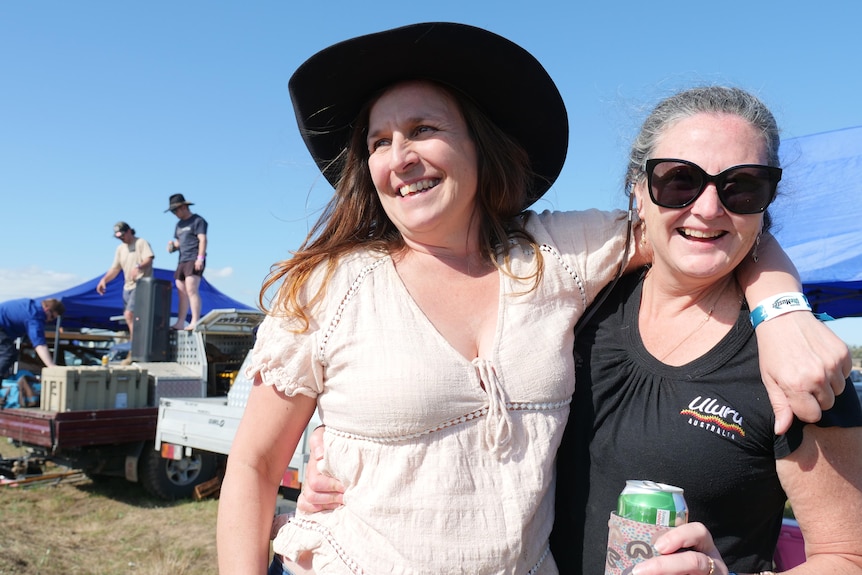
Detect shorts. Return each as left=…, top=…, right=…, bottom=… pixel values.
left=122, top=288, right=136, bottom=313
left=174, top=260, right=205, bottom=282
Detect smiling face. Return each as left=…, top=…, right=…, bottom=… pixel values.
left=366, top=81, right=479, bottom=250
left=633, top=112, right=767, bottom=284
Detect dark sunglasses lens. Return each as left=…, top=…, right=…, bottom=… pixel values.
left=650, top=162, right=703, bottom=207
left=718, top=167, right=775, bottom=214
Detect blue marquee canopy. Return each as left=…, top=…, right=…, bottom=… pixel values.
left=39, top=268, right=255, bottom=331
left=772, top=125, right=862, bottom=319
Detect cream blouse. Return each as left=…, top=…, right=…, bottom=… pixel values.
left=249, top=209, right=631, bottom=574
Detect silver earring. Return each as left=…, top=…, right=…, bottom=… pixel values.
left=752, top=232, right=762, bottom=263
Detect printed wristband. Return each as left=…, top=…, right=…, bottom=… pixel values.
left=196, top=255, right=206, bottom=261
left=750, top=292, right=811, bottom=328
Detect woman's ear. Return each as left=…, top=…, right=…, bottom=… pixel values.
left=632, top=181, right=647, bottom=220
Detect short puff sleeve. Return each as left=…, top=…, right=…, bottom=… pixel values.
left=245, top=313, right=324, bottom=399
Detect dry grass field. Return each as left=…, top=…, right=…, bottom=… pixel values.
left=0, top=439, right=221, bottom=575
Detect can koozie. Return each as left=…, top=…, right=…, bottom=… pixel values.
left=604, top=512, right=673, bottom=575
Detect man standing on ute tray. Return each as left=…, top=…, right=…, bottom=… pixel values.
left=165, top=194, right=208, bottom=331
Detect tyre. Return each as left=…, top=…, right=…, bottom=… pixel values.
left=138, top=443, right=219, bottom=500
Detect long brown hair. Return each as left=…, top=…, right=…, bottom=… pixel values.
left=260, top=81, right=543, bottom=329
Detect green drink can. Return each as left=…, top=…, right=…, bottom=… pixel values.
left=617, top=480, right=688, bottom=527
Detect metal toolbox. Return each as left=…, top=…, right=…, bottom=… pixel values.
left=135, top=362, right=204, bottom=406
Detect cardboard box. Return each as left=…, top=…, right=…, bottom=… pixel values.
left=40, top=366, right=109, bottom=411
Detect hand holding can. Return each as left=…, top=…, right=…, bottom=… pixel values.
left=604, top=480, right=688, bottom=575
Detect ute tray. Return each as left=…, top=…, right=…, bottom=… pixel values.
left=0, top=407, right=157, bottom=453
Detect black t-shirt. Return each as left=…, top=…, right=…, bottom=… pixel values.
left=551, top=272, right=862, bottom=574
left=174, top=213, right=208, bottom=263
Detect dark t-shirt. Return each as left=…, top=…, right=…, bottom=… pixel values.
left=551, top=272, right=862, bottom=574
left=174, top=213, right=208, bottom=263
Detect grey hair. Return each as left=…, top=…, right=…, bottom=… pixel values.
left=624, top=86, right=781, bottom=193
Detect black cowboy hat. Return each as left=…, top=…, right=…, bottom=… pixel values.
left=165, top=193, right=194, bottom=213
left=288, top=22, right=568, bottom=207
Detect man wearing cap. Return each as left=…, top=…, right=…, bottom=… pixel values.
left=0, top=298, right=65, bottom=378
left=165, top=194, right=208, bottom=331
left=96, top=222, right=155, bottom=350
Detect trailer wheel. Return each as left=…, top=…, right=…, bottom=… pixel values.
left=139, top=444, right=218, bottom=500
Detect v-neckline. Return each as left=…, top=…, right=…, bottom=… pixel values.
left=386, top=255, right=503, bottom=364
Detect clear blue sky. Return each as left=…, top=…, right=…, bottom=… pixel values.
left=2, top=1, right=861, bottom=345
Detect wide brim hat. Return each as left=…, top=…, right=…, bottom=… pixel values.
left=165, top=193, right=194, bottom=213
left=288, top=22, right=568, bottom=208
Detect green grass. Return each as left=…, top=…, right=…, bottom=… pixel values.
left=1, top=439, right=219, bottom=575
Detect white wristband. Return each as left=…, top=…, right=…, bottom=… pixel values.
left=750, top=292, right=811, bottom=328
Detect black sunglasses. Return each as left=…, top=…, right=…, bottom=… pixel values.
left=644, top=158, right=781, bottom=215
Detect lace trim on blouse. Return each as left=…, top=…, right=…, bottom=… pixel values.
left=539, top=243, right=588, bottom=311
left=327, top=398, right=571, bottom=444
left=316, top=256, right=390, bottom=368
left=287, top=516, right=552, bottom=575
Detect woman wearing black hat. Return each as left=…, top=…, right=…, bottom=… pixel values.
left=217, top=23, right=848, bottom=574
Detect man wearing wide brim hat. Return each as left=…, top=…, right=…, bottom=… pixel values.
left=165, top=194, right=208, bottom=330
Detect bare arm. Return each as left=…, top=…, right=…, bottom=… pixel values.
left=194, top=233, right=207, bottom=272
left=96, top=266, right=121, bottom=295
left=197, top=233, right=207, bottom=258
left=777, top=425, right=862, bottom=574
left=737, top=233, right=851, bottom=433
left=33, top=344, right=56, bottom=368
left=217, top=379, right=316, bottom=574
left=138, top=255, right=154, bottom=274
left=130, top=256, right=155, bottom=282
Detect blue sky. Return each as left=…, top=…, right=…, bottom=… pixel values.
left=2, top=1, right=861, bottom=345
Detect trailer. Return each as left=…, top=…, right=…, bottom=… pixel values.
left=0, top=308, right=262, bottom=500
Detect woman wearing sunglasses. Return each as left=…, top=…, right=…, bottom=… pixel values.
left=552, top=86, right=862, bottom=575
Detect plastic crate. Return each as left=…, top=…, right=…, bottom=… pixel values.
left=40, top=366, right=109, bottom=411
left=107, top=367, right=148, bottom=409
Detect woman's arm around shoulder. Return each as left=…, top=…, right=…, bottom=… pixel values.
left=736, top=233, right=851, bottom=434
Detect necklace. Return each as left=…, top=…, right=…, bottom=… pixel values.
left=650, top=277, right=733, bottom=362
left=657, top=302, right=717, bottom=361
